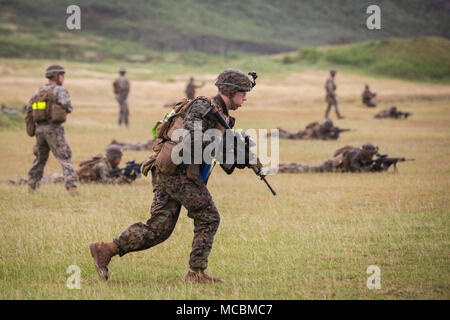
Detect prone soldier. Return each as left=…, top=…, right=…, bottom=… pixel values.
left=25, top=64, right=78, bottom=195
left=108, top=138, right=156, bottom=151
left=11, top=145, right=134, bottom=185
left=274, top=119, right=350, bottom=140
left=76, top=144, right=133, bottom=184
left=276, top=143, right=379, bottom=173
left=375, top=106, right=412, bottom=119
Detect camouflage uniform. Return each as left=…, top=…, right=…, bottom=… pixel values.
left=362, top=86, right=376, bottom=107
left=374, top=106, right=411, bottom=119
left=109, top=138, right=156, bottom=151
left=275, top=119, right=344, bottom=140
left=278, top=144, right=378, bottom=174
left=278, top=160, right=334, bottom=173
left=9, top=173, right=64, bottom=185
left=185, top=78, right=204, bottom=100
left=26, top=83, right=77, bottom=190
left=276, top=127, right=305, bottom=139
left=77, top=145, right=131, bottom=184
left=113, top=68, right=130, bottom=127
left=324, top=70, right=343, bottom=119
left=90, top=69, right=255, bottom=283
left=113, top=95, right=229, bottom=270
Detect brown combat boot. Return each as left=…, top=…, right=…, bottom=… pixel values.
left=89, top=241, right=118, bottom=281
left=185, top=267, right=224, bottom=284
left=68, top=186, right=79, bottom=196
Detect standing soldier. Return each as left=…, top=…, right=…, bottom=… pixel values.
left=185, top=77, right=205, bottom=100
left=324, top=69, right=344, bottom=119
left=89, top=69, right=256, bottom=284
left=25, top=65, right=78, bottom=195
left=113, top=66, right=130, bottom=127
left=362, top=84, right=377, bottom=107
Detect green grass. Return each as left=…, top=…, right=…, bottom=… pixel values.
left=0, top=59, right=449, bottom=299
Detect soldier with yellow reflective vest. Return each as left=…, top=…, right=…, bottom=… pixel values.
left=25, top=64, right=78, bottom=195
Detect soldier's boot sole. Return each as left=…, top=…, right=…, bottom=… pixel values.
left=89, top=242, right=109, bottom=281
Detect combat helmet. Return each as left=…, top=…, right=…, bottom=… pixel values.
left=119, top=66, right=127, bottom=73
left=330, top=69, right=337, bottom=75
left=45, top=64, right=66, bottom=78
left=105, top=144, right=123, bottom=161
left=323, top=118, right=334, bottom=129
left=360, top=143, right=378, bottom=155
left=215, top=69, right=256, bottom=98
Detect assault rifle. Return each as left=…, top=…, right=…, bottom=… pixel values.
left=396, top=112, right=412, bottom=119
left=109, top=160, right=142, bottom=181
left=365, top=154, right=415, bottom=172
left=204, top=105, right=276, bottom=196
left=328, top=127, right=351, bottom=139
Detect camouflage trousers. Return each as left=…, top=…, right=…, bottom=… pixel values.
left=116, top=94, right=129, bottom=126
left=10, top=173, right=64, bottom=185
left=278, top=159, right=334, bottom=173
left=28, top=124, right=77, bottom=190
left=113, top=166, right=220, bottom=270
left=325, top=94, right=342, bottom=118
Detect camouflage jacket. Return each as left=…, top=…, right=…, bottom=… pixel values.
left=113, top=76, right=130, bottom=97
left=92, top=160, right=131, bottom=184
left=341, top=148, right=374, bottom=172
left=26, top=83, right=73, bottom=114
left=325, top=77, right=336, bottom=95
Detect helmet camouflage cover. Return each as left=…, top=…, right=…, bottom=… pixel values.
left=215, top=69, right=254, bottom=98
left=361, top=143, right=379, bottom=155
left=323, top=118, right=334, bottom=129
left=105, top=144, right=123, bottom=161
left=45, top=64, right=66, bottom=78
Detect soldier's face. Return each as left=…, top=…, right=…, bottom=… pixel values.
left=57, top=74, right=65, bottom=85
left=231, top=91, right=247, bottom=110
left=112, top=157, right=122, bottom=168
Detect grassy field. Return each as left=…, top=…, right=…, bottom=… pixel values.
left=0, top=59, right=449, bottom=299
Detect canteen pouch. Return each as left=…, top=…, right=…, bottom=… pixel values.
left=25, top=112, right=36, bottom=137
left=50, top=104, right=67, bottom=123
left=154, top=140, right=179, bottom=175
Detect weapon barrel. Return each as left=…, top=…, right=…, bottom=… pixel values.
left=208, top=107, right=276, bottom=196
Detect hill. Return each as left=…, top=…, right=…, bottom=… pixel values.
left=279, top=37, right=450, bottom=82
left=0, top=0, right=449, bottom=61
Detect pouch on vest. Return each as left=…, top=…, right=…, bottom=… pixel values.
left=76, top=154, right=104, bottom=183
left=50, top=104, right=67, bottom=123
left=154, top=140, right=179, bottom=175
left=113, top=80, right=120, bottom=94
left=25, top=112, right=36, bottom=137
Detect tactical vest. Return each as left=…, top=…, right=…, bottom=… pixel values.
left=76, top=154, right=106, bottom=183
left=30, top=84, right=67, bottom=123
left=142, top=96, right=230, bottom=177
left=332, top=145, right=356, bottom=171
